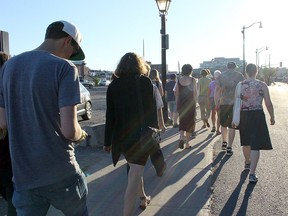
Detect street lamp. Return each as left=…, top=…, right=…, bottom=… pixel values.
left=255, top=46, right=268, bottom=67
left=241, top=21, right=262, bottom=74
left=155, top=0, right=171, bottom=123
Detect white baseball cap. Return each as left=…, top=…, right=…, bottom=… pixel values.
left=46, top=20, right=85, bottom=61
left=214, top=70, right=221, bottom=78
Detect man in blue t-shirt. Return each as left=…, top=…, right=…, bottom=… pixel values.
left=165, top=74, right=178, bottom=127
left=0, top=21, right=89, bottom=216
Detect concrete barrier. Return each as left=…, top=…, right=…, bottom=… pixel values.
left=78, top=106, right=200, bottom=148
left=80, top=123, right=105, bottom=147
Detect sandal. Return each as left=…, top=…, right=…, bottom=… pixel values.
left=140, top=195, right=151, bottom=210
left=222, top=142, right=227, bottom=150
left=178, top=140, right=184, bottom=149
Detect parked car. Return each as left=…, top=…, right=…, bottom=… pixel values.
left=99, top=79, right=111, bottom=86
left=80, top=80, right=95, bottom=89
left=77, top=83, right=92, bottom=120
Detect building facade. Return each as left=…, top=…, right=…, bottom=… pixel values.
left=200, top=57, right=243, bottom=72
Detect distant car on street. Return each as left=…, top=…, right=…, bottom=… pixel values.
left=77, top=83, right=92, bottom=120
left=99, top=79, right=111, bottom=86
left=80, top=80, right=95, bottom=89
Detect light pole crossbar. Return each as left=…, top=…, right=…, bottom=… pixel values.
left=242, top=21, right=262, bottom=74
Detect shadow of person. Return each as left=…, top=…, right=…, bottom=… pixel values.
left=219, top=170, right=250, bottom=216
left=211, top=151, right=229, bottom=186
left=236, top=181, right=257, bottom=216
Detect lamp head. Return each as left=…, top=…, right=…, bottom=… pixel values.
left=156, top=0, right=171, bottom=14
left=259, top=21, right=263, bottom=28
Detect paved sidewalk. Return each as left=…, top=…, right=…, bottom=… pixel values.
left=48, top=120, right=221, bottom=216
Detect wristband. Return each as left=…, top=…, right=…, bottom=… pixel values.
left=74, top=130, right=88, bottom=143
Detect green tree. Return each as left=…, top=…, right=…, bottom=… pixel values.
left=261, top=67, right=276, bottom=86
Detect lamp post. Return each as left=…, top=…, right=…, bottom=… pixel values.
left=155, top=0, right=171, bottom=124
left=255, top=46, right=268, bottom=67
left=241, top=21, right=262, bottom=74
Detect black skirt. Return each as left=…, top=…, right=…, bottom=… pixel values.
left=239, top=110, right=273, bottom=150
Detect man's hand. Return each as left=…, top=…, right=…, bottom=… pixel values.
left=74, top=130, right=88, bottom=144
left=231, top=122, right=238, bottom=129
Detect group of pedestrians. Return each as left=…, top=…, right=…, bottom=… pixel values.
left=170, top=61, right=275, bottom=185
left=0, top=19, right=276, bottom=216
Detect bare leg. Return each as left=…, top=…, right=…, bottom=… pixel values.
left=227, top=128, right=235, bottom=148
left=250, top=150, right=260, bottom=174
left=124, top=163, right=145, bottom=216
left=138, top=176, right=147, bottom=198
left=216, top=111, right=221, bottom=133
left=199, top=104, right=206, bottom=127
left=173, top=112, right=178, bottom=125
left=211, top=110, right=216, bottom=128
left=243, top=146, right=251, bottom=164
left=185, top=132, right=191, bottom=148
left=205, top=101, right=211, bottom=124
left=179, top=130, right=184, bottom=140
left=221, top=126, right=228, bottom=143
left=202, top=120, right=206, bottom=127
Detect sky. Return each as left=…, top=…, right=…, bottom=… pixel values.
left=1, top=0, right=287, bottom=72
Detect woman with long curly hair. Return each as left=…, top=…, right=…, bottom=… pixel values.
left=104, top=52, right=158, bottom=215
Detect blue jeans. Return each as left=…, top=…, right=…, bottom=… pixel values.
left=12, top=170, right=88, bottom=216
left=0, top=170, right=17, bottom=216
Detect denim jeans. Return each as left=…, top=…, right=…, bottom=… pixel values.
left=12, top=170, right=88, bottom=216
left=0, top=170, right=17, bottom=216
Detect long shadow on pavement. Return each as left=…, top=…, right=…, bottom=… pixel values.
left=139, top=130, right=219, bottom=215
left=236, top=182, right=257, bottom=216
left=218, top=170, right=250, bottom=216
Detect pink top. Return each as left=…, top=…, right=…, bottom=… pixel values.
left=240, top=79, right=265, bottom=111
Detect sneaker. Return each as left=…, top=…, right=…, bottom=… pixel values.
left=178, top=140, right=184, bottom=149
left=211, top=127, right=216, bottom=133
left=173, top=124, right=179, bottom=128
left=221, top=142, right=227, bottom=150
left=244, top=162, right=251, bottom=170
left=226, top=147, right=233, bottom=155
left=249, top=173, right=258, bottom=183
left=166, top=119, right=173, bottom=126
left=185, top=142, right=191, bottom=149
